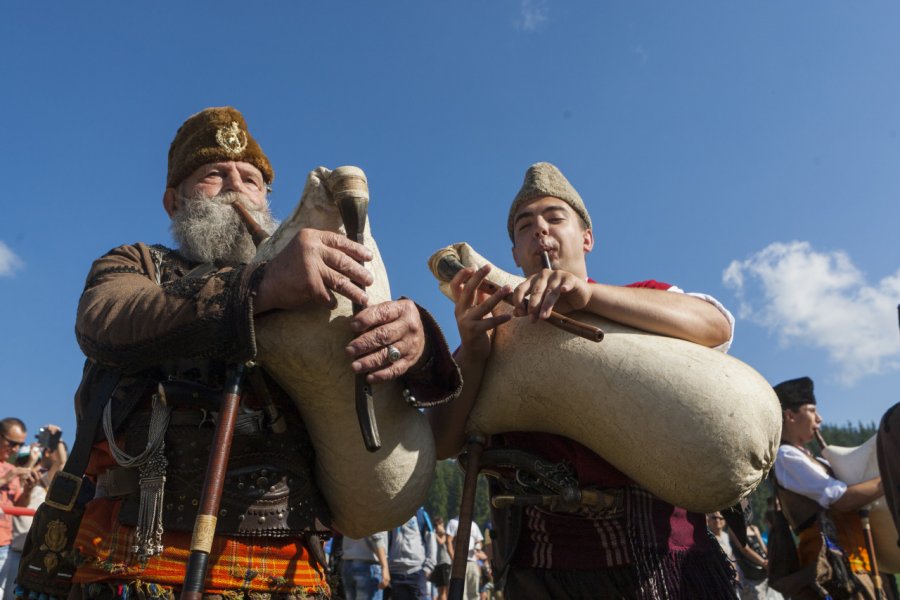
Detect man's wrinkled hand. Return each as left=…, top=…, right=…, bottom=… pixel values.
left=345, top=299, right=427, bottom=384
left=255, top=228, right=373, bottom=314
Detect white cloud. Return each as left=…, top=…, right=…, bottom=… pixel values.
left=0, top=241, right=23, bottom=277
left=723, top=241, right=900, bottom=384
left=514, top=0, right=549, bottom=32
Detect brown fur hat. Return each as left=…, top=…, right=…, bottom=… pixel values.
left=774, top=376, right=816, bottom=410
left=507, top=162, right=592, bottom=241
left=167, top=107, right=274, bottom=189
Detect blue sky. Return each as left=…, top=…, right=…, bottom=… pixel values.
left=2, top=2, right=898, bottom=449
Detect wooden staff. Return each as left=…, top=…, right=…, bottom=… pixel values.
left=182, top=201, right=261, bottom=597
left=181, top=364, right=245, bottom=600
left=330, top=167, right=381, bottom=452
left=814, top=430, right=885, bottom=599
left=449, top=435, right=486, bottom=600
left=435, top=253, right=604, bottom=343
left=859, top=509, right=886, bottom=599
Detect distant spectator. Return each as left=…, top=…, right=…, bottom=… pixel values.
left=446, top=517, right=483, bottom=600
left=429, top=517, right=451, bottom=600
left=729, top=522, right=770, bottom=600
left=473, top=541, right=492, bottom=600
left=707, top=512, right=740, bottom=598
left=388, top=510, right=435, bottom=600
left=4, top=428, right=67, bottom=600
left=341, top=531, right=390, bottom=600
left=0, top=418, right=36, bottom=600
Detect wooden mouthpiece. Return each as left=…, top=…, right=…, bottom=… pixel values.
left=814, top=430, right=827, bottom=450
left=231, top=202, right=270, bottom=247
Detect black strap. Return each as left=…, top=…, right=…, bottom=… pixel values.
left=44, top=363, right=122, bottom=510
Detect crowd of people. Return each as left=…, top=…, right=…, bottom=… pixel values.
left=5, top=106, right=899, bottom=600
left=0, top=418, right=67, bottom=600
left=330, top=509, right=495, bottom=600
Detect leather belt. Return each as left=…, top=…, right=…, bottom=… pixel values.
left=97, top=407, right=266, bottom=498
left=491, top=487, right=621, bottom=512
left=466, top=446, right=623, bottom=514
left=96, top=466, right=139, bottom=498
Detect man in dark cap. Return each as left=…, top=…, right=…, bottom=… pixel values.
left=772, top=376, right=883, bottom=599
left=876, top=310, right=900, bottom=547
left=17, top=107, right=460, bottom=600
left=429, top=162, right=738, bottom=599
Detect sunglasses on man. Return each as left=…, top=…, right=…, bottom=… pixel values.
left=2, top=433, right=24, bottom=449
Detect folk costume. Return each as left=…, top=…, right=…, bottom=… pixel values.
left=488, top=164, right=739, bottom=600
left=772, top=377, right=877, bottom=600
left=17, top=108, right=461, bottom=600
left=877, top=402, right=900, bottom=546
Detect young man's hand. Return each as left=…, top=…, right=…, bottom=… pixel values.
left=510, top=269, right=592, bottom=321
left=450, top=265, right=512, bottom=361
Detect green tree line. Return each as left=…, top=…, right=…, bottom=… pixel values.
left=424, top=459, right=492, bottom=529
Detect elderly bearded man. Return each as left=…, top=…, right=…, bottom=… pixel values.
left=17, top=107, right=460, bottom=600
left=428, top=163, right=738, bottom=599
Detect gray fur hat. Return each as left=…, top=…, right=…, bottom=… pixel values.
left=507, top=162, right=592, bottom=241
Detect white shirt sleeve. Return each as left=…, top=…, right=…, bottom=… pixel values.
left=664, top=285, right=736, bottom=353
left=774, top=445, right=847, bottom=508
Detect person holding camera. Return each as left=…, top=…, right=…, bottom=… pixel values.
left=0, top=418, right=39, bottom=600
left=2, top=424, right=65, bottom=600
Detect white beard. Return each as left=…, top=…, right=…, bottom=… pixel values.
left=170, top=191, right=278, bottom=265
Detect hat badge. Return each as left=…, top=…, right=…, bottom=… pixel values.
left=215, top=121, right=248, bottom=156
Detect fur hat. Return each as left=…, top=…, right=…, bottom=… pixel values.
left=773, top=376, right=816, bottom=410
left=507, top=162, right=592, bottom=241
left=167, top=107, right=274, bottom=189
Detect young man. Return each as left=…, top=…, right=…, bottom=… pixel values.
left=429, top=162, right=737, bottom=599
left=18, top=107, right=460, bottom=600
left=772, top=376, right=883, bottom=600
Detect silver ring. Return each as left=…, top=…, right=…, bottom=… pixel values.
left=387, top=345, right=402, bottom=363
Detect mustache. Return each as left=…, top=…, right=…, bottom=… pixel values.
left=201, top=190, right=255, bottom=210
left=179, top=190, right=278, bottom=235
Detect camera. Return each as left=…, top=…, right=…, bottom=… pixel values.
left=36, top=426, right=62, bottom=452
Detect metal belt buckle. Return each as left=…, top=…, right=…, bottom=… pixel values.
left=45, top=471, right=83, bottom=511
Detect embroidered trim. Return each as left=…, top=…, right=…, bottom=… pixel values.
left=85, top=266, right=144, bottom=289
